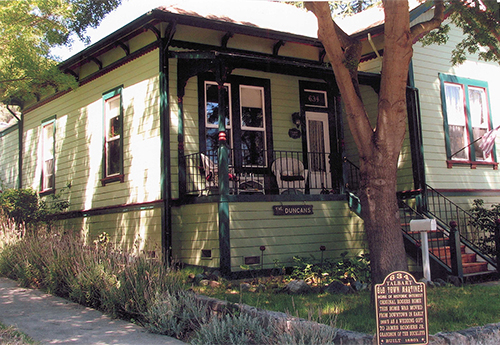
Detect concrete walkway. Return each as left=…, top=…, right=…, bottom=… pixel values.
left=0, top=277, right=186, bottom=345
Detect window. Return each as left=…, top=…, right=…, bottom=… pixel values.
left=200, top=75, right=272, bottom=168
left=102, top=86, right=124, bottom=184
left=40, top=118, right=55, bottom=193
left=240, top=85, right=266, bottom=166
left=440, top=74, right=496, bottom=167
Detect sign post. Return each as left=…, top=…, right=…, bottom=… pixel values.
left=375, top=271, right=428, bottom=345
left=409, top=219, right=436, bottom=283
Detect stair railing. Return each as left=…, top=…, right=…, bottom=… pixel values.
left=398, top=199, right=454, bottom=275
left=424, top=185, right=495, bottom=264
left=343, top=157, right=360, bottom=193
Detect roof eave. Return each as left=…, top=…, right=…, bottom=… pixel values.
left=58, top=8, right=324, bottom=72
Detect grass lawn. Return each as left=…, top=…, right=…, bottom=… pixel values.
left=0, top=322, right=38, bottom=345
left=193, top=280, right=500, bottom=335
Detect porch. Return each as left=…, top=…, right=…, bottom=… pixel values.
left=181, top=148, right=346, bottom=198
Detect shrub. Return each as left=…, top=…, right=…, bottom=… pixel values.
left=190, top=312, right=274, bottom=345
left=144, top=291, right=211, bottom=340
left=0, top=187, right=69, bottom=236
left=291, top=251, right=370, bottom=286
left=0, top=230, right=184, bottom=324
left=273, top=320, right=338, bottom=345
left=469, top=199, right=500, bottom=258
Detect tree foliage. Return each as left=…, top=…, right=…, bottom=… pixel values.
left=0, top=0, right=121, bottom=105
left=420, top=0, right=500, bottom=66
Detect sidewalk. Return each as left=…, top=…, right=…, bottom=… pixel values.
left=0, top=277, right=186, bottom=344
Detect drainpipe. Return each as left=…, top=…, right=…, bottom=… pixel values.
left=6, top=104, right=22, bottom=189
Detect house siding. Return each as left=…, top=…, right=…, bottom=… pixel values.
left=412, top=18, right=500, bottom=208
left=229, top=200, right=366, bottom=271
left=0, top=125, right=19, bottom=189
left=171, top=203, right=220, bottom=268
left=22, top=50, right=162, bottom=252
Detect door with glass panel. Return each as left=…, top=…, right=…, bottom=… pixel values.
left=305, top=111, right=332, bottom=193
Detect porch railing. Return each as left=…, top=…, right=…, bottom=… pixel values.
left=183, top=149, right=337, bottom=196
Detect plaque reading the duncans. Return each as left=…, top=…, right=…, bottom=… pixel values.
left=375, top=271, right=428, bottom=345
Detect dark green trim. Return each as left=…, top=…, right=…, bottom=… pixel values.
left=0, top=123, right=18, bottom=137
left=439, top=73, right=496, bottom=162
left=102, top=85, right=123, bottom=100
left=406, top=86, right=426, bottom=191
left=160, top=37, right=172, bottom=265
left=171, top=50, right=380, bottom=87
left=174, top=192, right=347, bottom=206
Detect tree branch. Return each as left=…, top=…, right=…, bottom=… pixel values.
left=410, top=0, right=445, bottom=42
left=305, top=1, right=374, bottom=154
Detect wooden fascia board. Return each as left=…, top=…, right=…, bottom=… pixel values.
left=59, top=8, right=325, bottom=73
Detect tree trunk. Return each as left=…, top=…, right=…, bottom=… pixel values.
left=359, top=148, right=408, bottom=283
left=306, top=0, right=444, bottom=285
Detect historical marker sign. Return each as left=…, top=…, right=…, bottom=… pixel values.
left=375, top=271, right=428, bottom=345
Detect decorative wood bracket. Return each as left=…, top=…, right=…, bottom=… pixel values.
left=221, top=32, right=233, bottom=49
left=65, top=69, right=79, bottom=81
left=164, top=21, right=177, bottom=47
left=88, top=57, right=102, bottom=70
left=115, top=41, right=130, bottom=56
left=146, top=24, right=161, bottom=40
left=273, top=40, right=285, bottom=56
left=319, top=49, right=327, bottom=63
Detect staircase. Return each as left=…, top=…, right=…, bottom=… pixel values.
left=399, top=196, right=496, bottom=280
left=343, top=158, right=497, bottom=280
left=406, top=228, right=491, bottom=276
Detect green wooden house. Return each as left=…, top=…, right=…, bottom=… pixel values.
left=1, top=1, right=499, bottom=279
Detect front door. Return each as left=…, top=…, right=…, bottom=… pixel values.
left=305, top=111, right=332, bottom=194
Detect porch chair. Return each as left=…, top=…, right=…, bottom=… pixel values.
left=200, top=153, right=237, bottom=194
left=271, top=157, right=308, bottom=194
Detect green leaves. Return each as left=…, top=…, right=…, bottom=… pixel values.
left=421, top=0, right=500, bottom=66
left=0, top=0, right=120, bottom=104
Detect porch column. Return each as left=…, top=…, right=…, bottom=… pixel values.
left=216, top=61, right=231, bottom=276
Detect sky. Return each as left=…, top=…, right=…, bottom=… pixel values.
left=51, top=0, right=172, bottom=61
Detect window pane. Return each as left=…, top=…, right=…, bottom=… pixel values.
left=469, top=87, right=488, bottom=129
left=241, top=131, right=265, bottom=166
left=449, top=125, right=468, bottom=160
left=474, top=127, right=488, bottom=161
left=108, top=116, right=121, bottom=138
left=107, top=96, right=120, bottom=118
left=205, top=83, right=230, bottom=127
left=43, top=123, right=54, bottom=159
left=44, top=159, right=54, bottom=189
left=107, top=139, right=121, bottom=175
left=308, top=119, right=326, bottom=171
left=240, top=86, right=264, bottom=128
left=444, top=83, right=466, bottom=126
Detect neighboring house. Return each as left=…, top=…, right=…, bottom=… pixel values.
left=0, top=1, right=498, bottom=278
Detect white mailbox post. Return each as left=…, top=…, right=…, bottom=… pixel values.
left=410, top=219, right=437, bottom=283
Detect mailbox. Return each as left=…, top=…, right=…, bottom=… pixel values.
left=410, top=219, right=437, bottom=232
left=409, top=219, right=436, bottom=283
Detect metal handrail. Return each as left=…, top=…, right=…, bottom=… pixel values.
left=424, top=185, right=496, bottom=267
left=343, top=157, right=360, bottom=193
left=399, top=199, right=453, bottom=273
